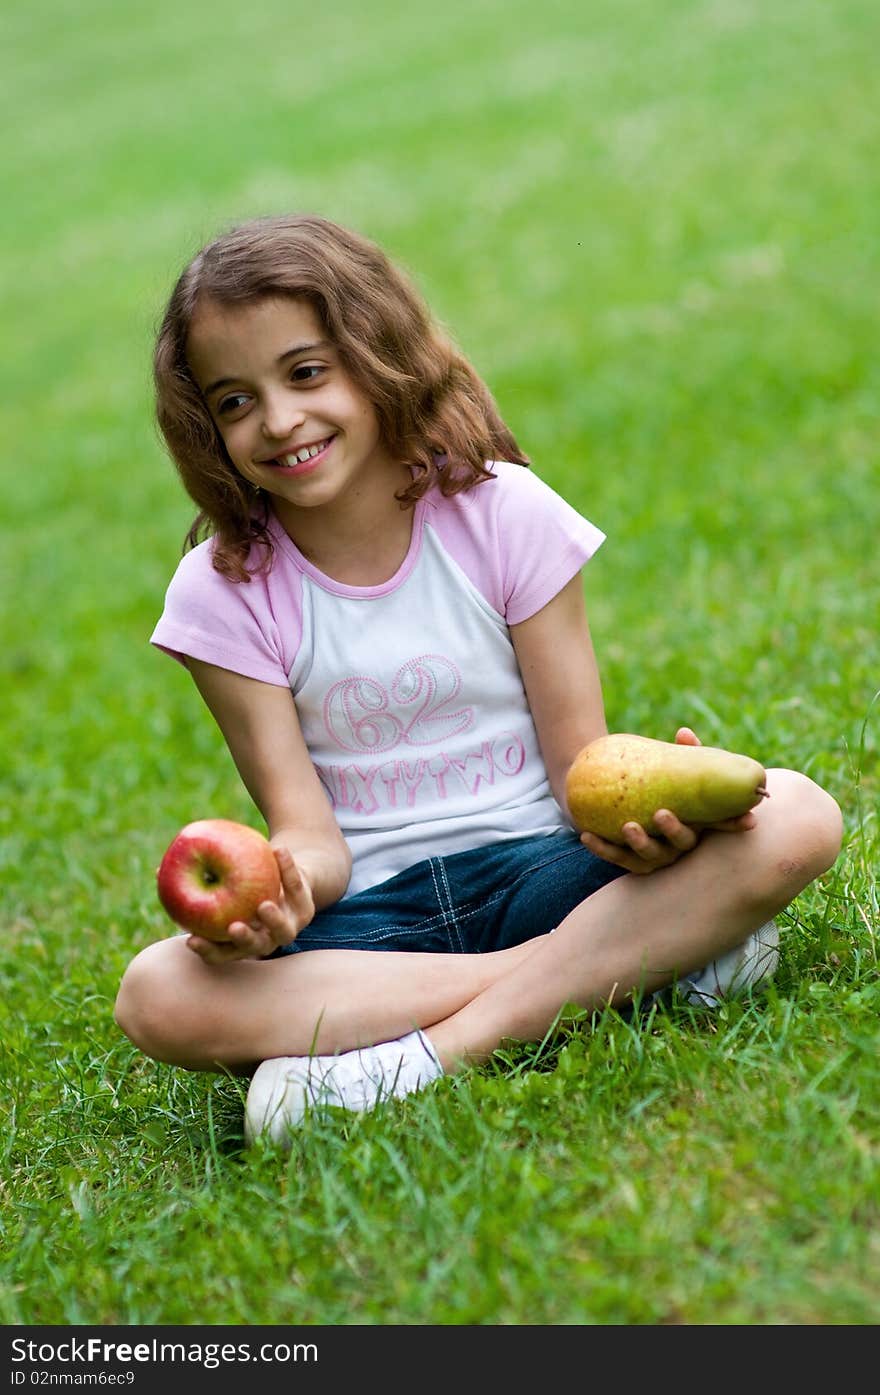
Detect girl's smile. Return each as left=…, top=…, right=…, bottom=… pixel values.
left=262, top=434, right=337, bottom=476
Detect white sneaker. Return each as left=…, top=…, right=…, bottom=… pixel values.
left=244, top=1029, right=443, bottom=1146
left=663, top=919, right=780, bottom=1008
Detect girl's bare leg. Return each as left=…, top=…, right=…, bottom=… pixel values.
left=426, top=769, right=842, bottom=1068
left=115, top=769, right=841, bottom=1073
left=114, top=932, right=541, bottom=1071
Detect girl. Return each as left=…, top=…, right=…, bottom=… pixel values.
left=114, top=214, right=843, bottom=1147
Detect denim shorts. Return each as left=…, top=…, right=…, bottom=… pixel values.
left=274, top=830, right=626, bottom=957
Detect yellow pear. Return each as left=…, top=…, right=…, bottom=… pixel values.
left=566, top=733, right=768, bottom=844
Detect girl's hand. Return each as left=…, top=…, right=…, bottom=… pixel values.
left=578, top=725, right=757, bottom=875
left=184, top=845, right=316, bottom=965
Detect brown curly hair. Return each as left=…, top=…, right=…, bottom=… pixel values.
left=153, top=214, right=529, bottom=581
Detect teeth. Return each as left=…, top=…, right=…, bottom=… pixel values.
left=281, top=438, right=329, bottom=466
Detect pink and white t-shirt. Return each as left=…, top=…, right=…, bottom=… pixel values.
left=151, top=461, right=605, bottom=895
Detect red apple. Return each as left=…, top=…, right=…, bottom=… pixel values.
left=156, top=818, right=281, bottom=940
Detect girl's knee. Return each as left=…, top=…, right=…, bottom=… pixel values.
left=114, top=938, right=204, bottom=1065
left=753, top=767, right=843, bottom=897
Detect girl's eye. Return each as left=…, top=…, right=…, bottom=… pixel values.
left=291, top=364, right=323, bottom=383
left=217, top=393, right=251, bottom=416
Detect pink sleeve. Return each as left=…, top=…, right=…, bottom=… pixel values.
left=428, top=460, right=605, bottom=624
left=150, top=540, right=300, bottom=687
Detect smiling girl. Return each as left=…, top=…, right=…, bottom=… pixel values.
left=114, top=214, right=842, bottom=1147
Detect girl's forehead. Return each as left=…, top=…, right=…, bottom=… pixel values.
left=187, top=296, right=327, bottom=379
left=190, top=294, right=322, bottom=344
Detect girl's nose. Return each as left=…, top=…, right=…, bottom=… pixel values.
left=260, top=390, right=306, bottom=440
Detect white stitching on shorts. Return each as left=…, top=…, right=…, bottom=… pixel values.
left=435, top=856, right=466, bottom=952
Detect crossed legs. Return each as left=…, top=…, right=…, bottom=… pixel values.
left=114, top=769, right=842, bottom=1076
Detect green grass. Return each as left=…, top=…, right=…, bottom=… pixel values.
left=2, top=0, right=878, bottom=1327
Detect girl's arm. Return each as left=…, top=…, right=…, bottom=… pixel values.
left=511, top=576, right=756, bottom=875
left=509, top=573, right=608, bottom=811
left=182, top=658, right=352, bottom=962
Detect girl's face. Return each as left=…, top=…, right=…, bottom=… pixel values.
left=187, top=296, right=398, bottom=517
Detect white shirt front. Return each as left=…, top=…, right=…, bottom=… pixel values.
left=152, top=462, right=605, bottom=895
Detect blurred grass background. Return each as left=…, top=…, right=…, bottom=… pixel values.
left=1, top=0, right=878, bottom=1326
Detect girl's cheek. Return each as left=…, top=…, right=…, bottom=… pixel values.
left=223, top=427, right=246, bottom=459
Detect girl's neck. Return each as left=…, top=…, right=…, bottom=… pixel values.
left=272, top=464, right=417, bottom=586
